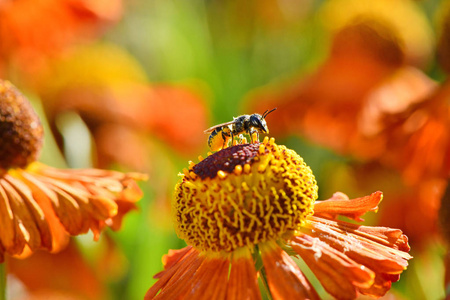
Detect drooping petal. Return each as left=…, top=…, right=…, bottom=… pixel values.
left=357, top=272, right=400, bottom=298
left=351, top=224, right=411, bottom=252
left=260, top=241, right=320, bottom=300
left=314, top=191, right=382, bottom=221
left=19, top=171, right=71, bottom=253
left=303, top=216, right=412, bottom=273
left=4, top=174, right=53, bottom=251
left=25, top=163, right=145, bottom=237
left=227, top=247, right=262, bottom=300
left=0, top=181, right=26, bottom=255
left=38, top=178, right=90, bottom=236
left=0, top=178, right=43, bottom=253
left=291, top=233, right=375, bottom=299
left=105, top=200, right=137, bottom=231
left=299, top=216, right=411, bottom=297
left=0, top=162, right=145, bottom=261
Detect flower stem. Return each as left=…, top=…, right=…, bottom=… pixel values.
left=253, top=245, right=273, bottom=300
left=259, top=266, right=273, bottom=300
left=0, top=262, right=6, bottom=300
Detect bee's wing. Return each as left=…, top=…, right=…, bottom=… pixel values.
left=204, top=120, right=236, bottom=133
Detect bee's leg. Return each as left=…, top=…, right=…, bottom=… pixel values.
left=236, top=133, right=243, bottom=145
left=248, top=130, right=253, bottom=143
left=249, top=129, right=259, bottom=143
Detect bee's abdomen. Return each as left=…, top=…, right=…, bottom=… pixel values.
left=208, top=127, right=231, bottom=151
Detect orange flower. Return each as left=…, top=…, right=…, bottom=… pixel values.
left=0, top=80, right=146, bottom=262
left=145, top=137, right=411, bottom=299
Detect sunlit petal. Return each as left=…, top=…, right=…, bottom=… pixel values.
left=292, top=233, right=375, bottom=299
left=314, top=191, right=382, bottom=221
left=260, top=241, right=320, bottom=300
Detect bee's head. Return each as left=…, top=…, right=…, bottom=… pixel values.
left=250, top=108, right=276, bottom=134
left=250, top=114, right=269, bottom=133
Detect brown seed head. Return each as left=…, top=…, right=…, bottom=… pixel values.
left=0, top=80, right=44, bottom=169
left=193, top=143, right=269, bottom=179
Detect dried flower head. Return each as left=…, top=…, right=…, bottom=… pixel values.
left=0, top=81, right=43, bottom=169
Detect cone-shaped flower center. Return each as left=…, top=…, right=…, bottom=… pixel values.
left=174, top=137, right=318, bottom=253
left=0, top=80, right=43, bottom=170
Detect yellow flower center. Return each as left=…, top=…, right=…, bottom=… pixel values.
left=174, top=137, right=318, bottom=253
left=0, top=80, right=43, bottom=170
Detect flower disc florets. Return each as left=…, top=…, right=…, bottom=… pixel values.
left=0, top=80, right=44, bottom=169
left=174, top=137, right=318, bottom=253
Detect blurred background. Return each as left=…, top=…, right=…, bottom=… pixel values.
left=1, top=0, right=449, bottom=299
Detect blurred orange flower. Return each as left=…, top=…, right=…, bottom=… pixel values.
left=244, top=2, right=449, bottom=247
left=0, top=0, right=122, bottom=81
left=0, top=79, right=145, bottom=262
left=146, top=138, right=411, bottom=299
left=36, top=43, right=209, bottom=168
left=7, top=240, right=105, bottom=300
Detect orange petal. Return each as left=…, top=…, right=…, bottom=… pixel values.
left=105, top=200, right=137, bottom=232
left=47, top=183, right=89, bottom=236
left=0, top=178, right=43, bottom=252
left=227, top=248, right=262, bottom=300
left=183, top=256, right=229, bottom=300
left=0, top=181, right=25, bottom=256
left=150, top=248, right=231, bottom=300
left=314, top=191, right=382, bottom=221
left=260, top=241, right=320, bottom=300
left=357, top=272, right=400, bottom=298
left=302, top=216, right=412, bottom=275
left=154, top=246, right=193, bottom=279
left=5, top=175, right=53, bottom=251
left=20, top=171, right=71, bottom=253
left=291, top=233, right=375, bottom=299
left=25, top=163, right=144, bottom=236
left=145, top=247, right=204, bottom=300
left=352, top=225, right=411, bottom=253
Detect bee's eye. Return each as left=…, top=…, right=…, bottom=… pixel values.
left=250, top=115, right=260, bottom=126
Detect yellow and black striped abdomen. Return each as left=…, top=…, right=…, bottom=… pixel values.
left=208, top=126, right=232, bottom=151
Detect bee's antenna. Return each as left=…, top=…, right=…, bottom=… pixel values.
left=262, top=108, right=277, bottom=118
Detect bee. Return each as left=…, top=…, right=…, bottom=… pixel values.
left=204, top=108, right=277, bottom=151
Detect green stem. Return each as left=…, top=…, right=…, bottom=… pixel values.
left=259, top=266, right=273, bottom=300
left=253, top=245, right=273, bottom=300
left=0, top=262, right=6, bottom=300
